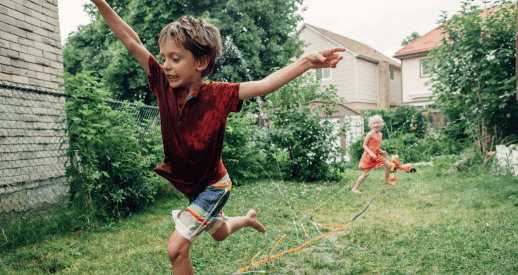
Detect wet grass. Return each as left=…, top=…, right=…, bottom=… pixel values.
left=1, top=166, right=517, bottom=274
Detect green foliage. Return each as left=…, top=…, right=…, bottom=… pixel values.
left=62, top=0, right=304, bottom=104
left=428, top=0, right=518, bottom=156
left=222, top=107, right=263, bottom=185
left=350, top=106, right=465, bottom=163
left=262, top=74, right=344, bottom=182
left=361, top=105, right=429, bottom=139
left=401, top=31, right=420, bottom=46
left=60, top=72, right=163, bottom=223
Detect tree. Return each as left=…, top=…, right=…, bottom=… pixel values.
left=401, top=31, right=420, bottom=46
left=428, top=0, right=518, bottom=157
left=62, top=0, right=304, bottom=104
left=261, top=74, right=344, bottom=182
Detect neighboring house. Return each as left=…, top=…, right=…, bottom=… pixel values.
left=298, top=24, right=402, bottom=111
left=393, top=5, right=506, bottom=107
left=393, top=26, right=443, bottom=107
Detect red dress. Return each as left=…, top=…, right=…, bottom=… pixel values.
left=358, top=131, right=387, bottom=170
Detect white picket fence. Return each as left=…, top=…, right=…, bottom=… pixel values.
left=495, top=145, right=518, bottom=177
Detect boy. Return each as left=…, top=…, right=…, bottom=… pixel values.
left=90, top=1, right=345, bottom=274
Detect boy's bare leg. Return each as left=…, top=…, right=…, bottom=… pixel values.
left=211, top=210, right=265, bottom=242
left=352, top=169, right=369, bottom=193
left=382, top=161, right=395, bottom=186
left=167, top=230, right=194, bottom=275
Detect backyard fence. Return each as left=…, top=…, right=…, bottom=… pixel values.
left=0, top=82, right=160, bottom=225
left=495, top=145, right=518, bottom=177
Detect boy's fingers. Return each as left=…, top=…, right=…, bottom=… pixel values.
left=321, top=48, right=345, bottom=56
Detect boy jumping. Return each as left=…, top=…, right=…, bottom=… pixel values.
left=90, top=1, right=345, bottom=274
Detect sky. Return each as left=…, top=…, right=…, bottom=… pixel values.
left=58, top=0, right=496, bottom=63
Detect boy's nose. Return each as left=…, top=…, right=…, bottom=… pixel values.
left=163, top=60, right=172, bottom=70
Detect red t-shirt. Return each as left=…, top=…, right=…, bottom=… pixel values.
left=147, top=54, right=243, bottom=197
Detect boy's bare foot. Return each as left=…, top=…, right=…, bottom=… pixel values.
left=351, top=189, right=361, bottom=194
left=383, top=181, right=396, bottom=186
left=247, top=210, right=266, bottom=233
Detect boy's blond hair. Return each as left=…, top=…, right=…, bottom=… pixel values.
left=368, top=115, right=384, bottom=128
left=158, top=16, right=222, bottom=77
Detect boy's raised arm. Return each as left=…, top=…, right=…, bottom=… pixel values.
left=238, top=48, right=345, bottom=100
left=90, top=0, right=151, bottom=75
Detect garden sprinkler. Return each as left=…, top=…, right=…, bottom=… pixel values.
left=390, top=155, right=417, bottom=173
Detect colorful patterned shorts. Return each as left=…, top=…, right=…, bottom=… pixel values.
left=172, top=174, right=231, bottom=242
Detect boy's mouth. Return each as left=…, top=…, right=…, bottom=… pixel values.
left=167, top=75, right=179, bottom=81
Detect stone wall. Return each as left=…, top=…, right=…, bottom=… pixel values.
left=0, top=0, right=68, bottom=214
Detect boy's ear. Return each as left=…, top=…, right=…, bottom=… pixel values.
left=196, top=56, right=210, bottom=72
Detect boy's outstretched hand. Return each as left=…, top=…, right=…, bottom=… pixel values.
left=306, top=48, right=345, bottom=69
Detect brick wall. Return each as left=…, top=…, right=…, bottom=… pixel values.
left=0, top=0, right=68, bottom=214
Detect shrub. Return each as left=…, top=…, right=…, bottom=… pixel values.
left=263, top=74, right=344, bottom=182
left=61, top=72, right=163, bottom=223
left=222, top=108, right=264, bottom=185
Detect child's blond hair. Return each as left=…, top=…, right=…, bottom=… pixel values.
left=368, top=115, right=384, bottom=128
left=158, top=16, right=222, bottom=77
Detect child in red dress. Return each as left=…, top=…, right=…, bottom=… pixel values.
left=352, top=115, right=395, bottom=194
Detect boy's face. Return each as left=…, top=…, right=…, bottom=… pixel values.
left=159, top=37, right=207, bottom=89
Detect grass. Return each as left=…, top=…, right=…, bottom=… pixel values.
left=1, top=166, right=517, bottom=274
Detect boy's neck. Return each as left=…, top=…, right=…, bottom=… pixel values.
left=178, top=78, right=205, bottom=97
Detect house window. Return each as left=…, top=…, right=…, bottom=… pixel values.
left=316, top=67, right=332, bottom=80
left=420, top=59, right=434, bottom=77
left=390, top=69, right=394, bottom=80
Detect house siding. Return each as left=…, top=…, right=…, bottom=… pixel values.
left=401, top=57, right=433, bottom=105
left=389, top=68, right=402, bottom=105
left=299, top=27, right=356, bottom=103
left=356, top=58, right=377, bottom=103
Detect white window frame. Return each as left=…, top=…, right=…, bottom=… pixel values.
left=420, top=58, right=433, bottom=78
left=315, top=67, right=332, bottom=80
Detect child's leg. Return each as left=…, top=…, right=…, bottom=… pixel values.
left=211, top=210, right=265, bottom=242
left=352, top=169, right=370, bottom=193
left=382, top=161, right=395, bottom=186
left=167, top=230, right=194, bottom=275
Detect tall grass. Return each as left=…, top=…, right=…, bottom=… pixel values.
left=1, top=166, right=517, bottom=274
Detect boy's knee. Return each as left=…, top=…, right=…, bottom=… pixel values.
left=211, top=233, right=226, bottom=242
left=167, top=244, right=189, bottom=264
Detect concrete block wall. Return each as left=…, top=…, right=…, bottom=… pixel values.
left=0, top=0, right=68, bottom=214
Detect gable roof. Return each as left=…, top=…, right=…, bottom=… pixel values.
left=393, top=25, right=444, bottom=59
left=393, top=4, right=508, bottom=59
left=301, top=24, right=401, bottom=68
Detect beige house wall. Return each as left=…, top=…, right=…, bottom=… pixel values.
left=356, top=58, right=377, bottom=104
left=400, top=55, right=434, bottom=106
left=389, top=67, right=402, bottom=106
left=298, top=27, right=356, bottom=102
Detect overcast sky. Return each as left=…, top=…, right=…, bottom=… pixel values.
left=58, top=0, right=496, bottom=63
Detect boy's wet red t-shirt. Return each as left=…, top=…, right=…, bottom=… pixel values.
left=147, top=54, right=242, bottom=197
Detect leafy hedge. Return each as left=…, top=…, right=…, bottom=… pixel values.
left=62, top=72, right=164, bottom=222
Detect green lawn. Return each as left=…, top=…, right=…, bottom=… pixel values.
left=1, top=166, right=517, bottom=274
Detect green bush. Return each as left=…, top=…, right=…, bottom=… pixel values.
left=263, top=75, right=344, bottom=182
left=61, top=72, right=163, bottom=223
left=222, top=107, right=264, bottom=185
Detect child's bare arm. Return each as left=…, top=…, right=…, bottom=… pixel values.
left=363, top=133, right=376, bottom=158
left=238, top=48, right=345, bottom=100
left=90, top=0, right=151, bottom=75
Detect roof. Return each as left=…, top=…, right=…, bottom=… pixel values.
left=301, top=24, right=401, bottom=68
left=394, top=4, right=508, bottom=59
left=393, top=25, right=445, bottom=59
